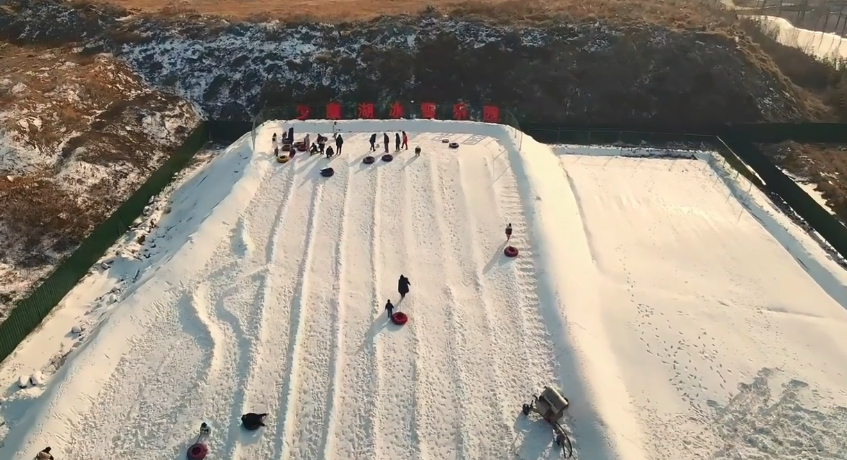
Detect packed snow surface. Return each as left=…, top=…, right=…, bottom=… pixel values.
left=2, top=121, right=847, bottom=460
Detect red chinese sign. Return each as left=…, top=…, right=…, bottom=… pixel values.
left=326, top=102, right=342, bottom=120
left=453, top=102, right=469, bottom=121
left=482, top=105, right=500, bottom=123
left=421, top=102, right=436, bottom=119
left=389, top=101, right=404, bottom=119
left=296, top=104, right=310, bottom=120
left=358, top=103, right=374, bottom=119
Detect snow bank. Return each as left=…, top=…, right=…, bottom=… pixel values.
left=750, top=15, right=847, bottom=64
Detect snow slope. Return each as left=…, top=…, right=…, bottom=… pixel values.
left=2, top=121, right=847, bottom=460
left=553, top=145, right=847, bottom=459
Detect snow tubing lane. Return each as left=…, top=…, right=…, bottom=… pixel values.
left=321, top=168, right=335, bottom=177
left=382, top=154, right=394, bottom=162
left=449, top=142, right=459, bottom=149
left=187, top=443, right=208, bottom=460
left=391, top=311, right=408, bottom=325
left=504, top=246, right=519, bottom=257
left=363, top=156, right=376, bottom=164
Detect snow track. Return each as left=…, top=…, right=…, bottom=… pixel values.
left=7, top=121, right=847, bottom=460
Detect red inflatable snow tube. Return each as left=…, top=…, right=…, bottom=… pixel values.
left=187, top=443, right=208, bottom=460
left=504, top=246, right=519, bottom=258
left=363, top=156, right=376, bottom=164
left=391, top=311, right=408, bottom=325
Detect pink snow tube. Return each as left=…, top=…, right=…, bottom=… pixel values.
left=187, top=443, right=208, bottom=460
left=504, top=246, right=519, bottom=258
left=391, top=312, right=408, bottom=326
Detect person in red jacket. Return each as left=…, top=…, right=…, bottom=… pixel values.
left=401, top=131, right=409, bottom=150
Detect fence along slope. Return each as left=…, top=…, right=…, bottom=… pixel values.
left=0, top=123, right=210, bottom=364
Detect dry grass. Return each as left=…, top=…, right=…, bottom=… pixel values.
left=93, top=0, right=735, bottom=26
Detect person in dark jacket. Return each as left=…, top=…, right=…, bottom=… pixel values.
left=310, top=143, right=319, bottom=155
left=395, top=133, right=401, bottom=151
left=241, top=413, right=268, bottom=431
left=505, top=223, right=512, bottom=241
left=288, top=127, right=294, bottom=144
left=369, top=133, right=377, bottom=152
left=398, top=275, right=411, bottom=299
left=385, top=299, right=395, bottom=319
left=325, top=146, right=334, bottom=159
left=35, top=447, right=53, bottom=460
left=335, top=133, right=344, bottom=155
left=383, top=133, right=390, bottom=153
left=317, top=134, right=327, bottom=154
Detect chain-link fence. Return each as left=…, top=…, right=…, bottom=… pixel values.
left=0, top=123, right=210, bottom=364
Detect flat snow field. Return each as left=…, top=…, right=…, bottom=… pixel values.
left=555, top=146, right=847, bottom=460
left=2, top=121, right=847, bottom=460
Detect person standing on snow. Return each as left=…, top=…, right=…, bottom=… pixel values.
left=395, top=133, right=401, bottom=151
left=505, top=223, right=512, bottom=241
left=369, top=133, right=377, bottom=152
left=398, top=275, right=411, bottom=300
left=402, top=131, right=409, bottom=150
left=335, top=133, right=344, bottom=155
left=303, top=134, right=310, bottom=152
left=385, top=299, right=395, bottom=319
left=317, top=135, right=326, bottom=155
left=383, top=133, right=390, bottom=153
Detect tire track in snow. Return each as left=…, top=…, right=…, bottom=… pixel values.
left=325, top=159, right=380, bottom=459
left=229, top=158, right=320, bottom=460
left=490, top=153, right=558, bottom=385
left=222, top=155, right=299, bottom=460
left=284, top=163, right=350, bottom=460
left=405, top=153, right=462, bottom=460
left=277, top=167, right=326, bottom=460
left=469, top=153, right=540, bottom=426
left=437, top=154, right=515, bottom=458
left=374, top=154, right=419, bottom=460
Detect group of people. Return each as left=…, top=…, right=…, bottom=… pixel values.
left=370, top=132, right=409, bottom=153
left=384, top=275, right=411, bottom=319
left=272, top=128, right=418, bottom=161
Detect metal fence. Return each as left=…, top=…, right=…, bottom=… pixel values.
left=0, top=123, right=210, bottom=364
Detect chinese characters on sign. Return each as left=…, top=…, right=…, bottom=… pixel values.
left=389, top=102, right=404, bottom=119
left=296, top=104, right=310, bottom=120
left=452, top=102, right=469, bottom=120
left=326, top=102, right=342, bottom=120
left=358, top=103, right=375, bottom=119
left=293, top=101, right=501, bottom=123
left=482, top=105, right=500, bottom=123
left=420, top=102, right=436, bottom=119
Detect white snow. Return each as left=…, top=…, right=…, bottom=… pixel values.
left=749, top=15, right=847, bottom=64
left=1, top=121, right=847, bottom=460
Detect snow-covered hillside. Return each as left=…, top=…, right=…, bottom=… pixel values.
left=1, top=120, right=846, bottom=460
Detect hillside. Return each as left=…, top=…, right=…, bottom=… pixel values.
left=0, top=0, right=836, bottom=126
left=0, top=43, right=201, bottom=318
